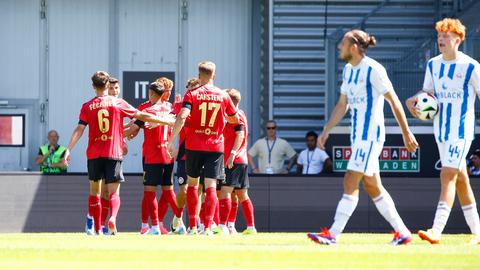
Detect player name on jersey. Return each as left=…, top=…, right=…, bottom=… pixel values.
left=333, top=146, right=420, bottom=172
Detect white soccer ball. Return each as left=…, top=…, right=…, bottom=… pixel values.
left=415, top=92, right=438, bottom=121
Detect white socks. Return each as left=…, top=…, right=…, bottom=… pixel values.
left=462, top=203, right=480, bottom=237
left=432, top=201, right=451, bottom=234
left=329, top=194, right=359, bottom=238
left=372, top=192, right=410, bottom=236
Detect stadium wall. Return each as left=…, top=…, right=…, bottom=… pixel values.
left=1, top=172, right=479, bottom=233
left=0, top=0, right=260, bottom=173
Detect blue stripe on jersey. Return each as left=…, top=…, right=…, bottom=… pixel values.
left=459, top=63, right=475, bottom=139
left=354, top=69, right=360, bottom=85
left=352, top=108, right=358, bottom=142
left=342, top=66, right=347, bottom=80
left=438, top=102, right=444, bottom=142
left=363, top=141, right=374, bottom=172
left=348, top=69, right=354, bottom=84
left=362, top=67, right=373, bottom=141
left=444, top=103, right=452, bottom=141
left=428, top=61, right=437, bottom=97
left=376, top=125, right=380, bottom=142
left=447, top=64, right=456, bottom=79
left=439, top=63, right=445, bottom=79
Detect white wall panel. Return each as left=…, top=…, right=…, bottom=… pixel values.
left=47, top=0, right=110, bottom=172
left=185, top=0, right=251, bottom=113
left=0, top=0, right=40, bottom=99
left=118, top=0, right=179, bottom=172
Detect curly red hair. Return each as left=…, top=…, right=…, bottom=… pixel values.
left=435, top=18, right=466, bottom=41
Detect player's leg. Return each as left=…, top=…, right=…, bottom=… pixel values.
left=202, top=152, right=225, bottom=235
left=214, top=186, right=221, bottom=227
left=237, top=188, right=256, bottom=234
left=88, top=180, right=102, bottom=235
left=218, top=185, right=234, bottom=235
left=105, top=159, right=125, bottom=235
left=142, top=185, right=157, bottom=234
left=308, top=170, right=363, bottom=244
left=227, top=191, right=239, bottom=234
left=185, top=151, right=203, bottom=234
left=363, top=173, right=411, bottom=245
left=172, top=160, right=188, bottom=233
left=456, top=166, right=480, bottom=244
left=100, top=181, right=109, bottom=234
left=86, top=158, right=104, bottom=235
left=419, top=141, right=461, bottom=243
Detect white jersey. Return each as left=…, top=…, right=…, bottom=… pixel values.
left=423, top=52, right=480, bottom=142
left=340, top=56, right=394, bottom=144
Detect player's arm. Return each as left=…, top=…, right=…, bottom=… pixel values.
left=226, top=128, right=245, bottom=169
left=322, top=158, right=333, bottom=173
left=134, top=111, right=175, bottom=126
left=227, top=113, right=239, bottom=124
left=124, top=123, right=141, bottom=140
left=167, top=107, right=190, bottom=157
left=64, top=124, right=86, bottom=165
left=318, top=94, right=349, bottom=150
left=384, top=91, right=418, bottom=153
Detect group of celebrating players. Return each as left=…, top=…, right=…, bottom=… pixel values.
left=63, top=61, right=256, bottom=236
left=62, top=16, right=480, bottom=245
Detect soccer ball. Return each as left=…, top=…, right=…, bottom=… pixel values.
left=415, top=92, right=438, bottom=121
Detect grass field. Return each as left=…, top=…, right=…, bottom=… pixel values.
left=0, top=233, right=479, bottom=270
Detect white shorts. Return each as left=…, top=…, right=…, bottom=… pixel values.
left=437, top=139, right=472, bottom=170
left=347, top=141, right=384, bottom=177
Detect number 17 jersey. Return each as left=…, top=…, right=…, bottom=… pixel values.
left=182, top=84, right=237, bottom=153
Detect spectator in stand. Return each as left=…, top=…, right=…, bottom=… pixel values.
left=248, top=120, right=297, bottom=174
left=468, top=149, right=480, bottom=176
left=35, top=130, right=67, bottom=173
left=297, top=131, right=332, bottom=174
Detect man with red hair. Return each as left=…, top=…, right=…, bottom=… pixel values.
left=407, top=18, right=480, bottom=245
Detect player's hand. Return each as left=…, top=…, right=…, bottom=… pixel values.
left=63, top=149, right=71, bottom=166
left=166, top=140, right=174, bottom=159
left=406, top=96, right=421, bottom=119
left=122, top=146, right=128, bottom=156
left=175, top=94, right=182, bottom=104
left=145, top=122, right=160, bottom=129
left=226, top=155, right=235, bottom=169
left=402, top=130, right=418, bottom=153
left=317, top=131, right=329, bottom=150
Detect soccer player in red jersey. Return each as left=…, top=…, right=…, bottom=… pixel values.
left=97, top=77, right=129, bottom=234
left=126, top=81, right=180, bottom=235
left=64, top=71, right=174, bottom=235
left=171, top=77, right=201, bottom=234
left=167, top=61, right=239, bottom=235
left=216, top=89, right=256, bottom=235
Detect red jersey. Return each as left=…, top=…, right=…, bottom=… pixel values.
left=224, top=110, right=248, bottom=164
left=182, top=85, right=237, bottom=153
left=78, top=95, right=137, bottom=160
left=136, top=101, right=174, bottom=164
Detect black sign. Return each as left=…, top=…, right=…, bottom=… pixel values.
left=122, top=71, right=175, bottom=108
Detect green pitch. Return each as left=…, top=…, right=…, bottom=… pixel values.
left=0, top=233, right=478, bottom=270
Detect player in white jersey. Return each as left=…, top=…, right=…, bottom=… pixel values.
left=307, top=29, right=418, bottom=245
left=406, top=18, right=480, bottom=245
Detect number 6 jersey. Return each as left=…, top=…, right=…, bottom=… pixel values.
left=78, top=95, right=137, bottom=160
left=182, top=84, right=237, bottom=153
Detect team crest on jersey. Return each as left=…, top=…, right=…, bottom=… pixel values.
left=456, top=72, right=463, bottom=79
left=441, top=82, right=448, bottom=90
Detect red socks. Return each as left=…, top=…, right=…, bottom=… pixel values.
left=157, top=193, right=168, bottom=223
left=219, top=198, right=232, bottom=225
left=186, top=186, right=199, bottom=228
left=204, top=187, right=217, bottom=229
left=143, top=191, right=158, bottom=226
left=228, top=201, right=238, bottom=223
left=241, top=199, right=255, bottom=227
left=109, top=192, right=121, bottom=221
left=100, top=198, right=109, bottom=227
left=213, top=198, right=220, bottom=225
left=141, top=194, right=149, bottom=224
left=162, top=189, right=180, bottom=217
left=88, top=195, right=101, bottom=232
left=200, top=202, right=206, bottom=225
